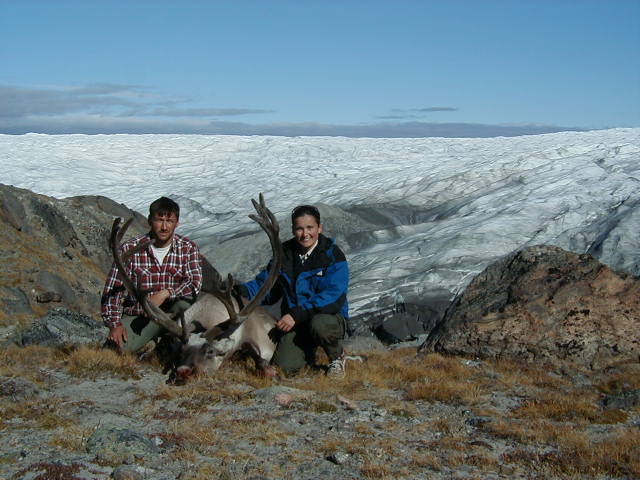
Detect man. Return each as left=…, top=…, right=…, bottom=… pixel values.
left=237, top=205, right=349, bottom=377
left=101, top=196, right=203, bottom=352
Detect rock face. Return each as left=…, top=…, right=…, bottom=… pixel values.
left=420, top=245, right=640, bottom=370
left=0, top=184, right=222, bottom=335
left=0, top=184, right=149, bottom=327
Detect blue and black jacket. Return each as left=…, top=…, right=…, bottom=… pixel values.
left=240, top=234, right=349, bottom=324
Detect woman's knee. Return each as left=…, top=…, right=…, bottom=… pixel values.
left=272, top=332, right=307, bottom=374
left=310, top=314, right=344, bottom=340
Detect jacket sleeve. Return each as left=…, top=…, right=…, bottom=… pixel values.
left=290, top=255, right=349, bottom=324
left=240, top=259, right=281, bottom=305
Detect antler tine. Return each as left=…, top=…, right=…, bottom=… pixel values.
left=115, top=217, right=134, bottom=245
left=235, top=193, right=283, bottom=319
left=202, top=194, right=282, bottom=342
left=204, top=276, right=243, bottom=343
left=216, top=273, right=239, bottom=322
left=109, top=217, right=183, bottom=338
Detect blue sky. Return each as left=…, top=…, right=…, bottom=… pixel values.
left=1, top=0, right=639, bottom=137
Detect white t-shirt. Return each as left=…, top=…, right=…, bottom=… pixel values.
left=151, top=244, right=171, bottom=265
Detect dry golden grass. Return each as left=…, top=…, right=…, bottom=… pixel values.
left=486, top=418, right=639, bottom=476
left=168, top=448, right=198, bottom=463
left=321, top=433, right=372, bottom=456
left=178, top=463, right=224, bottom=480
left=0, top=311, right=35, bottom=328
left=64, top=346, right=142, bottom=379
left=513, top=389, right=628, bottom=424
left=146, top=364, right=267, bottom=405
left=406, top=378, right=486, bottom=404
left=410, top=451, right=441, bottom=470
left=49, top=425, right=93, bottom=451
left=292, top=349, right=491, bottom=408
left=514, top=390, right=599, bottom=422
left=502, top=429, right=640, bottom=478
left=360, top=460, right=393, bottom=479
left=164, top=417, right=221, bottom=454
left=445, top=451, right=466, bottom=468
left=491, top=358, right=569, bottom=390
left=0, top=396, right=72, bottom=430
left=388, top=401, right=419, bottom=419
left=1, top=345, right=62, bottom=377
left=485, top=418, right=579, bottom=445
left=3, top=337, right=639, bottom=477
left=428, top=434, right=469, bottom=452
left=353, top=421, right=375, bottom=435
left=594, top=362, right=640, bottom=394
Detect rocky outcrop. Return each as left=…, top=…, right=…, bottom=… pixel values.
left=420, top=245, right=640, bottom=370
left=14, top=308, right=108, bottom=347
left=0, top=184, right=223, bottom=335
left=0, top=184, right=148, bottom=327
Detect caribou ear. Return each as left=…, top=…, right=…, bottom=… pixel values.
left=203, top=318, right=237, bottom=342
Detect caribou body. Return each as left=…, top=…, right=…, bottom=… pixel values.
left=110, top=194, right=282, bottom=383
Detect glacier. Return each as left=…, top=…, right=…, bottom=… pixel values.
left=1, top=128, right=639, bottom=326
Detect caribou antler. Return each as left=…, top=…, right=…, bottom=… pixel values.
left=110, top=217, right=184, bottom=338
left=204, top=193, right=282, bottom=342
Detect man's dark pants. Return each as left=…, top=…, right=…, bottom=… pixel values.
left=118, top=299, right=192, bottom=353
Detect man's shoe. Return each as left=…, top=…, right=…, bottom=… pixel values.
left=327, top=354, right=346, bottom=378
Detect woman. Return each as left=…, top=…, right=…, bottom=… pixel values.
left=238, top=205, right=349, bottom=377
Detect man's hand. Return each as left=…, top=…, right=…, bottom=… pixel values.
left=276, top=314, right=295, bottom=332
left=148, top=289, right=170, bottom=307
left=108, top=325, right=128, bottom=348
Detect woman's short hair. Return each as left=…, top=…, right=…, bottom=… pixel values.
left=291, top=204, right=320, bottom=225
left=149, top=196, right=180, bottom=220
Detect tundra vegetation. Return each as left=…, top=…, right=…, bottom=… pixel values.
left=1, top=342, right=638, bottom=480
left=0, top=186, right=638, bottom=479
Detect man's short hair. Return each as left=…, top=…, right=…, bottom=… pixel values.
left=291, top=205, right=320, bottom=225
left=149, top=197, right=180, bottom=220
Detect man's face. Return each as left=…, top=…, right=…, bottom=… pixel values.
left=149, top=212, right=179, bottom=247
left=292, top=214, right=322, bottom=252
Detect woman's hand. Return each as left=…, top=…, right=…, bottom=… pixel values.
left=276, top=314, right=295, bottom=332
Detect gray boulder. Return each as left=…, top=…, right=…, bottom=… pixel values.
left=17, top=307, right=107, bottom=347
left=86, top=426, right=159, bottom=465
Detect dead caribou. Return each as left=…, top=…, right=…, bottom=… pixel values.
left=110, top=193, right=282, bottom=383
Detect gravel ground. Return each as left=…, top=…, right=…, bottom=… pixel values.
left=1, top=342, right=639, bottom=480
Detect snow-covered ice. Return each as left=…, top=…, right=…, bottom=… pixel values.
left=1, top=129, right=639, bottom=320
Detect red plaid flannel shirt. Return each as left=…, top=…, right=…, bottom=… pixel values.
left=101, top=233, right=203, bottom=328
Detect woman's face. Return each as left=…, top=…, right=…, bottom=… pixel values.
left=292, top=214, right=323, bottom=252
